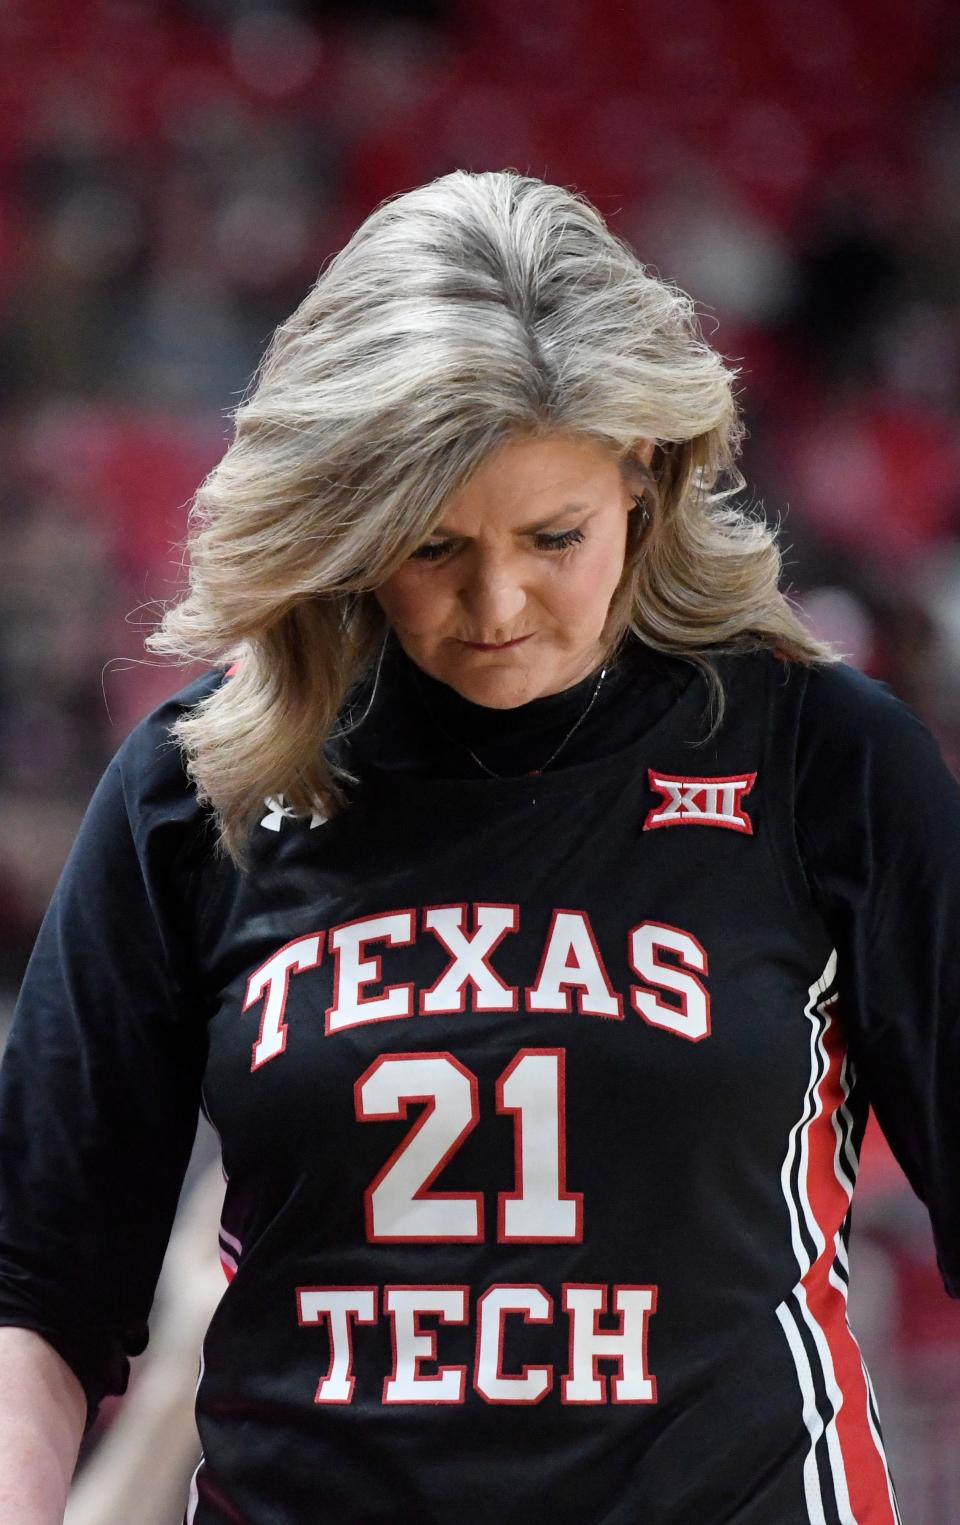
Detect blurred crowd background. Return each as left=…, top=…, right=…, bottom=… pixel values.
left=1, top=0, right=959, bottom=1519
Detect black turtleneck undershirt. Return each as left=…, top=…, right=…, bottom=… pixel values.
left=341, top=626, right=696, bottom=781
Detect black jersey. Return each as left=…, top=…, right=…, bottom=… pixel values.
left=1, top=636, right=959, bottom=1524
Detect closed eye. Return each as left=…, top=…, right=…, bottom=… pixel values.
left=409, top=528, right=586, bottom=562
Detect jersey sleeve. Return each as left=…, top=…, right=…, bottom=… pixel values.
left=794, top=659, right=960, bottom=1298
left=0, top=676, right=219, bottom=1428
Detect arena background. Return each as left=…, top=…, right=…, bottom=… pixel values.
left=1, top=0, right=959, bottom=1519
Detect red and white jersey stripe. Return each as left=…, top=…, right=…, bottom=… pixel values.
left=777, top=948, right=902, bottom=1524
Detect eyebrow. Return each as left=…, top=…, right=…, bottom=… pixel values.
left=431, top=505, right=596, bottom=537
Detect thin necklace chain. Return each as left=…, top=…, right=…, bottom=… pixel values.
left=411, top=660, right=609, bottom=779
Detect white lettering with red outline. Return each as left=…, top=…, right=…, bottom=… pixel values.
left=326, top=910, right=415, bottom=1034
left=355, top=1052, right=484, bottom=1243
left=628, top=920, right=711, bottom=1043
left=296, top=1286, right=377, bottom=1403
left=382, top=1285, right=470, bottom=1403
left=241, top=903, right=715, bottom=1054
left=526, top=909, right=623, bottom=1018
left=243, top=934, right=323, bottom=1072
left=562, top=1283, right=659, bottom=1404
left=355, top=1049, right=583, bottom=1246
left=643, top=769, right=756, bottom=833
left=295, top=1282, right=659, bottom=1407
left=474, top=1284, right=554, bottom=1404
left=420, top=903, right=519, bottom=1014
left=496, top=1048, right=583, bottom=1243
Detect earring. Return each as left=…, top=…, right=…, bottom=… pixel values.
left=632, top=494, right=650, bottom=528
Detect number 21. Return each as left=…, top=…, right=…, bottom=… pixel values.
left=354, top=1047, right=583, bottom=1244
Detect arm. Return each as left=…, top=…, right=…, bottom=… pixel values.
left=795, top=661, right=960, bottom=1296
left=0, top=1328, right=86, bottom=1524
left=0, top=698, right=214, bottom=1504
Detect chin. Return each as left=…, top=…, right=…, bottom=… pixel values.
left=446, top=666, right=544, bottom=709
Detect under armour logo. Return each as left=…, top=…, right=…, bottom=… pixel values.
left=261, top=794, right=326, bottom=832
left=643, top=770, right=756, bottom=834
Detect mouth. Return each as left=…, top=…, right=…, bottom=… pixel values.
left=459, top=634, right=533, bottom=651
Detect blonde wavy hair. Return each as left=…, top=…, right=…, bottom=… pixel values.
left=146, top=167, right=839, bottom=870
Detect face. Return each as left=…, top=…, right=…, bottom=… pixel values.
left=372, top=431, right=655, bottom=708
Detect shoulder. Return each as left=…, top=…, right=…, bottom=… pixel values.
left=782, top=658, right=960, bottom=857
left=741, top=647, right=955, bottom=786
left=698, top=647, right=955, bottom=806
left=795, top=657, right=941, bottom=766
left=710, top=650, right=960, bottom=908
left=45, top=667, right=233, bottom=946
left=112, top=665, right=229, bottom=854
left=712, top=645, right=931, bottom=749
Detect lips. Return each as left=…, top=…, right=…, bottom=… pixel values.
left=461, top=635, right=532, bottom=650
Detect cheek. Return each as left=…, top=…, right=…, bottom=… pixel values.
left=563, top=534, right=626, bottom=606
left=372, top=572, right=449, bottom=633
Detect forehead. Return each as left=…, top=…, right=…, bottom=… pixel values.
left=441, top=434, right=624, bottom=521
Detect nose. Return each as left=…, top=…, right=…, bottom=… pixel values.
left=458, top=550, right=527, bottom=638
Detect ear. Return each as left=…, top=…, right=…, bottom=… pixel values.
left=636, top=438, right=656, bottom=468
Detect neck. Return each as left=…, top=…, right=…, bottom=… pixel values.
left=399, top=642, right=609, bottom=734
left=378, top=630, right=621, bottom=779
left=337, top=626, right=674, bottom=782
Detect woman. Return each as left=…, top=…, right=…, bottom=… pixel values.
left=0, top=168, right=957, bottom=1525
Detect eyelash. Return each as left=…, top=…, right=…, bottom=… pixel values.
left=410, top=528, right=586, bottom=563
